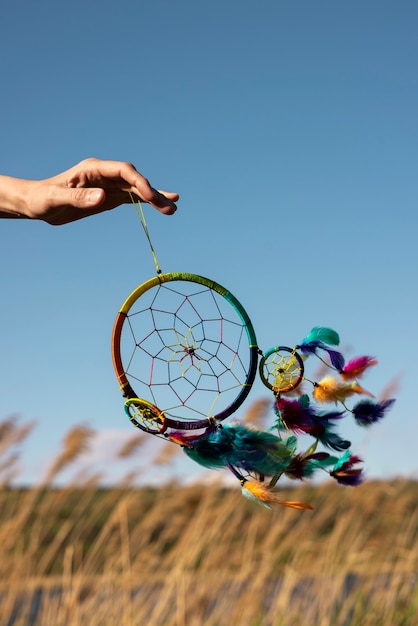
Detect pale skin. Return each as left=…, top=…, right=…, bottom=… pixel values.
left=0, top=158, right=179, bottom=226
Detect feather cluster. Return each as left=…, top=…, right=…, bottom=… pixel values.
left=164, top=326, right=395, bottom=511
left=274, top=395, right=349, bottom=451
left=297, top=327, right=345, bottom=370
left=298, top=327, right=378, bottom=382
left=330, top=451, right=364, bottom=486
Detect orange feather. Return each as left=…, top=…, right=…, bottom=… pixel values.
left=242, top=479, right=313, bottom=510
left=313, top=375, right=374, bottom=404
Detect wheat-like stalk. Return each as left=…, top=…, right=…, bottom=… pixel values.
left=44, top=424, right=93, bottom=482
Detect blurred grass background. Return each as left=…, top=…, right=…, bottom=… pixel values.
left=0, top=410, right=417, bottom=626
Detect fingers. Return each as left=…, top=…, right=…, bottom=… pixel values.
left=76, top=158, right=179, bottom=215
left=145, top=188, right=179, bottom=215
left=123, top=185, right=178, bottom=215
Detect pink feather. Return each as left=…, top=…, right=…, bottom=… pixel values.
left=340, top=356, right=378, bottom=380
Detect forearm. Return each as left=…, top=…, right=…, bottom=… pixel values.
left=0, top=175, right=31, bottom=219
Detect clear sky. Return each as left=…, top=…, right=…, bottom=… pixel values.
left=1, top=0, right=417, bottom=485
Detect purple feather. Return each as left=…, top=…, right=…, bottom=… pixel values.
left=327, top=349, right=346, bottom=371
left=352, top=399, right=395, bottom=427
left=297, top=331, right=345, bottom=371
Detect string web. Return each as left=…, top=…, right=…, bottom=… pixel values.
left=120, top=280, right=252, bottom=422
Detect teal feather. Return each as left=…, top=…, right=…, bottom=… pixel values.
left=300, top=327, right=340, bottom=347
left=331, top=449, right=351, bottom=471
left=175, top=424, right=297, bottom=477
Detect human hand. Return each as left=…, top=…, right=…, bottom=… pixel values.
left=0, top=158, right=179, bottom=225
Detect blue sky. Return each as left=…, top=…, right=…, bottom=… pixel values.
left=1, top=0, right=417, bottom=484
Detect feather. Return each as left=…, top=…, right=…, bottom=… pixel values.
left=168, top=429, right=229, bottom=470
left=330, top=451, right=364, bottom=486
left=169, top=423, right=296, bottom=477
left=340, top=356, right=378, bottom=380
left=285, top=450, right=334, bottom=480
left=275, top=395, right=346, bottom=442
left=297, top=328, right=345, bottom=370
left=327, top=349, right=346, bottom=371
left=352, top=398, right=395, bottom=427
left=276, top=395, right=345, bottom=426
left=221, top=425, right=296, bottom=475
left=274, top=396, right=317, bottom=434
left=315, top=408, right=347, bottom=422
left=318, top=432, right=351, bottom=451
left=313, top=376, right=374, bottom=404
left=305, top=421, right=351, bottom=451
left=275, top=395, right=349, bottom=451
left=300, top=327, right=340, bottom=347
left=241, top=479, right=313, bottom=510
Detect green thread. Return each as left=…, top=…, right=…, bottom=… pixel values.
left=129, top=192, right=162, bottom=274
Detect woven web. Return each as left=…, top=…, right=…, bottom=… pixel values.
left=120, top=281, right=252, bottom=422
left=261, top=350, right=303, bottom=391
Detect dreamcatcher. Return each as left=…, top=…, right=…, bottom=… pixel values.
left=112, top=198, right=395, bottom=510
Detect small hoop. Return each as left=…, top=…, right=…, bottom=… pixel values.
left=124, top=398, right=167, bottom=434
left=259, top=346, right=304, bottom=393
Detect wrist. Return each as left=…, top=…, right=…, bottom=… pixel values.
left=0, top=176, right=33, bottom=219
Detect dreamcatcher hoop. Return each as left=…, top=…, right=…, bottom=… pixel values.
left=258, top=346, right=304, bottom=393
left=112, top=272, right=259, bottom=432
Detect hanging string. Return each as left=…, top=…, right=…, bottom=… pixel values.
left=129, top=192, right=162, bottom=275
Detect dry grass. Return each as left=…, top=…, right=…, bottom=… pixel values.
left=0, top=413, right=417, bottom=625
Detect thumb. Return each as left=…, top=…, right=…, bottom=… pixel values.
left=64, top=187, right=105, bottom=208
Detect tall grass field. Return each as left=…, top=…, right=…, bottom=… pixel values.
left=0, top=413, right=417, bottom=625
